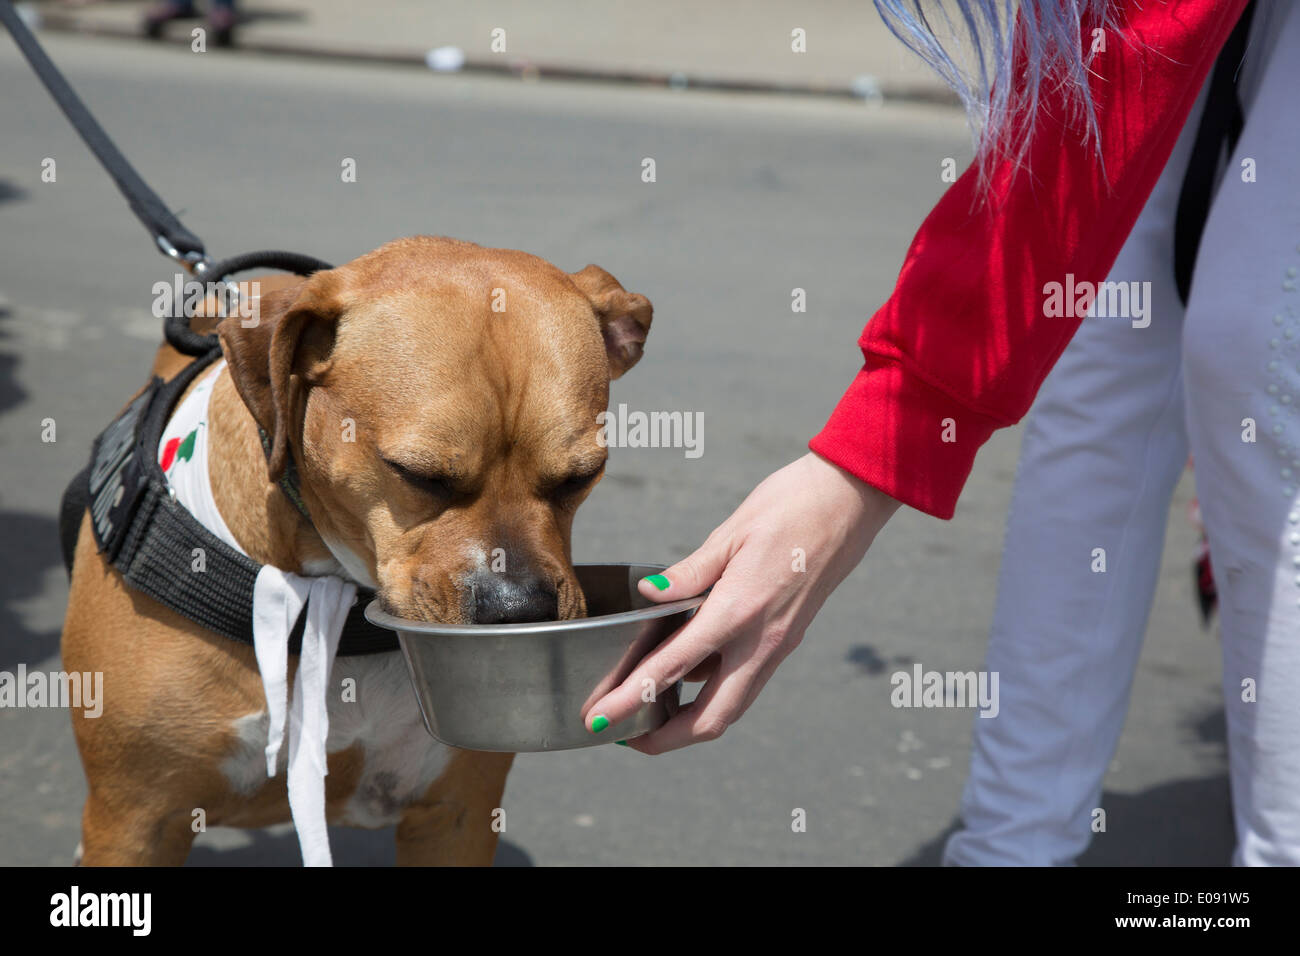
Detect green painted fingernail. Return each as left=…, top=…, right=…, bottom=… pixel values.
left=591, top=715, right=610, bottom=733
left=615, top=740, right=628, bottom=747
left=645, top=574, right=670, bottom=591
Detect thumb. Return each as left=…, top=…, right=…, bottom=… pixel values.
left=638, top=531, right=734, bottom=602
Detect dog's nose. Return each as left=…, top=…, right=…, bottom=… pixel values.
left=470, top=571, right=559, bottom=624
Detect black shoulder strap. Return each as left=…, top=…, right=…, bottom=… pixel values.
left=87, top=351, right=397, bottom=655
left=1173, top=0, right=1256, bottom=306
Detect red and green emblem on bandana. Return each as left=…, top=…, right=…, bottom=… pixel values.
left=161, top=427, right=199, bottom=472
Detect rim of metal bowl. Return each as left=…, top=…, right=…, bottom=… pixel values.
left=362, top=562, right=707, bottom=637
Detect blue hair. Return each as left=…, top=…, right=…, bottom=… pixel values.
left=874, top=0, right=1119, bottom=185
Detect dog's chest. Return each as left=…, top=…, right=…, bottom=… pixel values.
left=222, top=652, right=453, bottom=827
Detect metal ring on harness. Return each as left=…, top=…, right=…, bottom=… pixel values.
left=164, top=250, right=336, bottom=357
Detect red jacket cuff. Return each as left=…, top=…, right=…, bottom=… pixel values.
left=808, top=355, right=1002, bottom=520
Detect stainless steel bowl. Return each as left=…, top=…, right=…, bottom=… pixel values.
left=364, top=563, right=705, bottom=752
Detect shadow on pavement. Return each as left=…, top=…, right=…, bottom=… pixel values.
left=0, top=509, right=63, bottom=670
left=844, top=643, right=913, bottom=677
left=0, top=289, right=28, bottom=417
left=0, top=178, right=26, bottom=206
left=185, top=826, right=534, bottom=866
left=899, top=768, right=1234, bottom=866
left=0, top=275, right=64, bottom=668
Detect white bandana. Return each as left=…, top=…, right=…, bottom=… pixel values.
left=158, top=360, right=355, bottom=866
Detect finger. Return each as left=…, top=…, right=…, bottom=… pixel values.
left=625, top=626, right=802, bottom=755
left=737, top=644, right=788, bottom=714
left=637, top=528, right=735, bottom=602
left=582, top=587, right=745, bottom=733
left=684, top=652, right=720, bottom=683
left=625, top=642, right=766, bottom=755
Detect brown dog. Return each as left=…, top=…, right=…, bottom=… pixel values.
left=61, top=236, right=652, bottom=865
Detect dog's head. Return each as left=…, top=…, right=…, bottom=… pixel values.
left=217, top=236, right=651, bottom=624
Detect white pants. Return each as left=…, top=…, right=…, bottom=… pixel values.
left=943, top=0, right=1300, bottom=866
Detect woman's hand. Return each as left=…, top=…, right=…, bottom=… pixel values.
left=583, top=451, right=902, bottom=753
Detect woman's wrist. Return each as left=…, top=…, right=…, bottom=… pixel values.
left=805, top=450, right=903, bottom=535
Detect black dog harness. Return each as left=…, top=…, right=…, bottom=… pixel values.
left=61, top=348, right=399, bottom=656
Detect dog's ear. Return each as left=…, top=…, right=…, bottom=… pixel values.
left=569, top=265, right=653, bottom=380
left=217, top=272, right=342, bottom=482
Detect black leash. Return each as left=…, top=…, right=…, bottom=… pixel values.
left=162, top=249, right=334, bottom=355
left=0, top=0, right=206, bottom=266
left=0, top=0, right=334, bottom=355
left=6, top=1, right=394, bottom=653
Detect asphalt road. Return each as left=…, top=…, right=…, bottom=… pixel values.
left=0, top=35, right=1232, bottom=866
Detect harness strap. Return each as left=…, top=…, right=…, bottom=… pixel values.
left=88, top=348, right=398, bottom=656
left=120, top=485, right=395, bottom=653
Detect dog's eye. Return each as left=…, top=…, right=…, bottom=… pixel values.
left=384, top=459, right=454, bottom=499
left=552, top=467, right=603, bottom=499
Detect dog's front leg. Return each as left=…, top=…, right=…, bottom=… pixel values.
left=394, top=750, right=515, bottom=866
left=79, top=791, right=198, bottom=866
